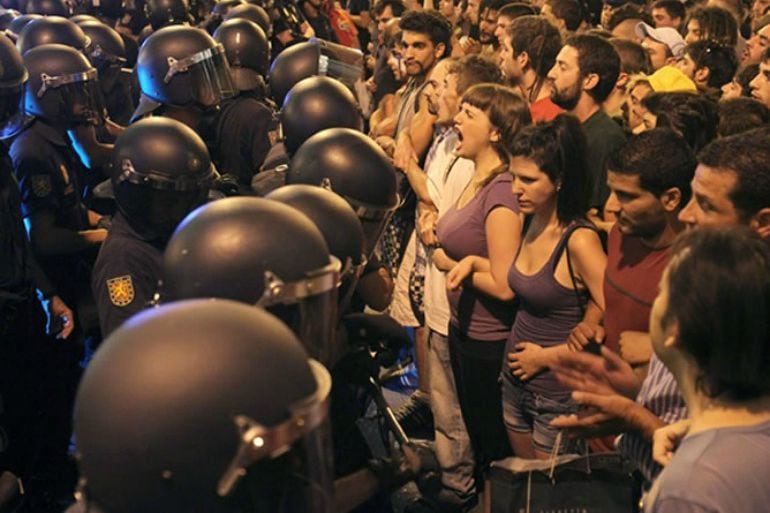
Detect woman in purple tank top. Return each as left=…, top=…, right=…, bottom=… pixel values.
left=434, top=84, right=531, bottom=475
left=502, top=115, right=607, bottom=458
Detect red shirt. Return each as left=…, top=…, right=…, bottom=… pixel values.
left=530, top=96, right=563, bottom=123
left=603, top=224, right=671, bottom=352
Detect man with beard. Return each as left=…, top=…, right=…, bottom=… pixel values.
left=547, top=34, right=625, bottom=219
left=476, top=0, right=507, bottom=57
left=499, top=15, right=563, bottom=122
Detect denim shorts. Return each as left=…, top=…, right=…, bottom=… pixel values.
left=501, top=375, right=583, bottom=454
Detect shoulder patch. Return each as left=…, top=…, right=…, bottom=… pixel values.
left=107, top=275, right=135, bottom=307
left=30, top=175, right=52, bottom=198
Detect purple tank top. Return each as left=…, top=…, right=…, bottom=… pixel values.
left=505, top=222, right=593, bottom=396
left=436, top=172, right=519, bottom=341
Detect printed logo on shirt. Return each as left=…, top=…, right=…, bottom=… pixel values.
left=107, top=275, right=135, bottom=307
left=30, top=175, right=52, bottom=197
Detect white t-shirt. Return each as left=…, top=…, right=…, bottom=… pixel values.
left=424, top=127, right=474, bottom=335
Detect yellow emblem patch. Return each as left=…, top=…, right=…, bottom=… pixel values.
left=107, top=275, right=135, bottom=307
left=30, top=175, right=52, bottom=197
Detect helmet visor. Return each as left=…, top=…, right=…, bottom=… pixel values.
left=262, top=260, right=342, bottom=368
left=220, top=360, right=335, bottom=513
left=164, top=45, right=236, bottom=107
left=312, top=38, right=364, bottom=87
left=37, top=69, right=107, bottom=126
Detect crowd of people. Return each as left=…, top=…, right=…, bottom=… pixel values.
left=1, top=0, right=770, bottom=510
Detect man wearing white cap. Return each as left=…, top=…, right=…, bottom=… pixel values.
left=636, top=21, right=686, bottom=70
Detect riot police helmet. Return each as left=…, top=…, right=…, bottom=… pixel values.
left=112, top=117, right=217, bottom=240
left=213, top=18, right=268, bottom=90
left=161, top=196, right=343, bottom=366
left=24, top=0, right=68, bottom=16
left=0, top=32, right=28, bottom=133
left=266, top=184, right=366, bottom=314
left=145, top=0, right=193, bottom=30
left=133, top=25, right=234, bottom=120
left=17, top=15, right=89, bottom=53
left=23, top=43, right=105, bottom=125
left=7, top=13, right=40, bottom=35
left=269, top=38, right=364, bottom=106
left=288, top=127, right=399, bottom=257
left=74, top=299, right=334, bottom=513
left=280, top=75, right=362, bottom=156
left=223, top=2, right=270, bottom=34
left=0, top=10, right=21, bottom=31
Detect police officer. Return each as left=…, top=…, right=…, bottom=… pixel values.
left=0, top=32, right=76, bottom=507
left=78, top=20, right=138, bottom=125
left=24, top=0, right=69, bottom=16
left=10, top=43, right=108, bottom=340
left=206, top=17, right=272, bottom=190
left=145, top=0, right=194, bottom=31
left=131, top=24, right=235, bottom=130
left=223, top=2, right=271, bottom=35
left=266, top=183, right=366, bottom=314
left=160, top=196, right=343, bottom=366
left=72, top=299, right=335, bottom=513
left=287, top=126, right=400, bottom=313
left=252, top=75, right=362, bottom=195
left=91, top=117, right=216, bottom=336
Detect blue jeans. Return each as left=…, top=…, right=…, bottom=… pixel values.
left=428, top=329, right=476, bottom=500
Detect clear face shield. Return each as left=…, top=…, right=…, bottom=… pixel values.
left=218, top=360, right=335, bottom=513
left=256, top=258, right=343, bottom=368
left=37, top=68, right=107, bottom=126
left=164, top=44, right=237, bottom=107
left=311, top=38, right=364, bottom=89
left=336, top=253, right=367, bottom=318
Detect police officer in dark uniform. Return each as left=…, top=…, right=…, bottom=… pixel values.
left=287, top=126, right=400, bottom=313
left=160, top=196, right=343, bottom=366
left=10, top=43, right=109, bottom=342
left=0, top=32, right=77, bottom=508
left=131, top=24, right=235, bottom=130
left=207, top=17, right=272, bottom=191
left=91, top=117, right=216, bottom=336
left=77, top=20, right=138, bottom=125
left=71, top=299, right=336, bottom=513
left=252, top=75, right=362, bottom=195
left=223, top=2, right=271, bottom=34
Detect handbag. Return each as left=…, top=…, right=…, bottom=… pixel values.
left=489, top=446, right=638, bottom=513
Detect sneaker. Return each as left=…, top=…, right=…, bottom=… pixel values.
left=393, top=391, right=434, bottom=438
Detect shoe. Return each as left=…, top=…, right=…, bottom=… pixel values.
left=393, top=391, right=434, bottom=438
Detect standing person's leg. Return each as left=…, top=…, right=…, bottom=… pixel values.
left=428, top=328, right=476, bottom=508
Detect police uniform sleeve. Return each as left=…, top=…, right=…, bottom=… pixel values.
left=91, top=238, right=160, bottom=337
left=12, top=152, right=61, bottom=218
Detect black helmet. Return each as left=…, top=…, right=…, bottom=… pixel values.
left=79, top=20, right=126, bottom=69
left=281, top=75, right=362, bottom=156
left=288, top=128, right=399, bottom=257
left=112, top=117, right=217, bottom=240
left=69, top=13, right=100, bottom=22
left=211, top=0, right=244, bottom=16
left=0, top=10, right=21, bottom=31
left=17, top=16, right=88, bottom=53
left=213, top=18, right=268, bottom=91
left=23, top=43, right=105, bottom=125
left=24, top=0, right=68, bottom=15
left=0, top=32, right=28, bottom=134
left=74, top=299, right=334, bottom=513
left=266, top=184, right=366, bottom=314
left=145, top=0, right=193, bottom=30
left=133, top=25, right=234, bottom=119
left=7, top=13, right=40, bottom=35
left=223, top=3, right=270, bottom=35
left=161, top=196, right=343, bottom=366
left=78, top=20, right=127, bottom=93
left=269, top=38, right=364, bottom=106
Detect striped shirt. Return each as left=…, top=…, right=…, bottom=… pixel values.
left=617, top=353, right=688, bottom=487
